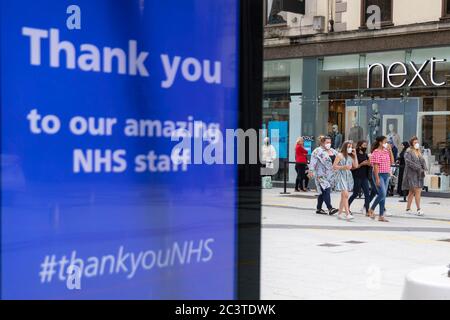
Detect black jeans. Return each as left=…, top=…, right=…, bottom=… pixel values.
left=349, top=177, right=371, bottom=212
left=295, top=163, right=309, bottom=190
left=317, top=187, right=332, bottom=210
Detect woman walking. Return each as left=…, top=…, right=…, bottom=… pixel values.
left=295, top=137, right=309, bottom=192
left=333, top=141, right=359, bottom=221
left=397, top=141, right=410, bottom=202
left=309, top=136, right=339, bottom=215
left=348, top=141, right=371, bottom=215
left=368, top=136, right=395, bottom=222
left=402, top=137, right=426, bottom=216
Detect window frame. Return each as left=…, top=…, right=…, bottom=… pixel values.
left=265, top=0, right=288, bottom=27
left=442, top=0, right=450, bottom=20
left=360, top=0, right=394, bottom=29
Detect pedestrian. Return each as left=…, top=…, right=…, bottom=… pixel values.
left=348, top=141, right=372, bottom=216
left=262, top=137, right=277, bottom=170
left=309, top=136, right=339, bottom=215
left=397, top=141, right=410, bottom=202
left=261, top=137, right=277, bottom=189
left=368, top=136, right=395, bottom=222
left=295, top=137, right=309, bottom=192
left=333, top=141, right=359, bottom=221
left=402, top=137, right=427, bottom=216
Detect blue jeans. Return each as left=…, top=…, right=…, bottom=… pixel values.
left=369, top=176, right=378, bottom=203
left=349, top=177, right=371, bottom=213
left=370, top=173, right=390, bottom=216
left=317, top=187, right=332, bottom=210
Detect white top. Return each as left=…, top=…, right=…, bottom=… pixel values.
left=262, top=144, right=277, bottom=168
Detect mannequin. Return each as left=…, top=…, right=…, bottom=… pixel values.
left=387, top=123, right=401, bottom=150
left=348, top=119, right=364, bottom=143
left=368, top=103, right=381, bottom=144
left=331, top=124, right=343, bottom=149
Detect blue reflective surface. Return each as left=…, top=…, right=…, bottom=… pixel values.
left=1, top=0, right=239, bottom=299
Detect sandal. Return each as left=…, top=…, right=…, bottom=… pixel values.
left=367, top=209, right=376, bottom=219
left=378, top=216, right=389, bottom=222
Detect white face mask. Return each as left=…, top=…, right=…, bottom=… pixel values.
left=383, top=143, right=389, bottom=149
left=324, top=143, right=332, bottom=150
left=347, top=148, right=353, bottom=154
left=414, top=143, right=420, bottom=150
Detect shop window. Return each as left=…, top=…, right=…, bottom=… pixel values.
left=265, top=0, right=287, bottom=25
left=361, top=0, right=393, bottom=28
left=443, top=0, right=450, bottom=19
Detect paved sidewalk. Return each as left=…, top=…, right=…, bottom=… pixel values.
left=263, top=188, right=450, bottom=222
left=261, top=188, right=450, bottom=300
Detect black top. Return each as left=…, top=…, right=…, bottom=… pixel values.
left=352, top=152, right=370, bottom=179
left=398, top=151, right=406, bottom=168
left=330, top=155, right=336, bottom=165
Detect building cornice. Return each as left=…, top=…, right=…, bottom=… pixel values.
left=264, top=20, right=450, bottom=60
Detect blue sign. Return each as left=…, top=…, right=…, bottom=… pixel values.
left=268, top=121, right=288, bottom=158
left=1, top=0, right=239, bottom=299
left=303, top=140, right=312, bottom=155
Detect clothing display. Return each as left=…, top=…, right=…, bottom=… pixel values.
left=348, top=125, right=363, bottom=143
left=331, top=132, right=343, bottom=150
left=387, top=132, right=401, bottom=150
left=368, top=107, right=381, bottom=144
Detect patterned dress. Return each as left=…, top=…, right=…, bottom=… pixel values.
left=334, top=154, right=354, bottom=192
left=310, top=147, right=338, bottom=194
left=402, top=149, right=426, bottom=190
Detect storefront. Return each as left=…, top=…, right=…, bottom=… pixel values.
left=264, top=46, right=450, bottom=195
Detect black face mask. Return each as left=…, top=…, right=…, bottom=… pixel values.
left=360, top=147, right=367, bottom=153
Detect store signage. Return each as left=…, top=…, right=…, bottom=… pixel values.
left=268, top=121, right=288, bottom=158
left=367, top=57, right=447, bottom=89
left=1, top=0, right=239, bottom=299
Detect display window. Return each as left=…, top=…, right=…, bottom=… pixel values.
left=263, top=47, right=450, bottom=193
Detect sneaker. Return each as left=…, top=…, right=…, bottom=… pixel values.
left=416, top=209, right=424, bottom=216
left=405, top=209, right=412, bottom=214
left=337, top=214, right=346, bottom=220
left=346, top=214, right=355, bottom=221
left=316, top=209, right=327, bottom=215
left=328, top=208, right=339, bottom=216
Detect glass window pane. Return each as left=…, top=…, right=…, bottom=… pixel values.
left=263, top=59, right=303, bottom=181
left=364, top=0, right=392, bottom=23
left=266, top=0, right=286, bottom=25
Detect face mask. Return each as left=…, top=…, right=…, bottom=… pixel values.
left=414, top=143, right=420, bottom=150
left=360, top=147, right=367, bottom=153
left=347, top=148, right=353, bottom=154
left=383, top=143, right=389, bottom=149
left=324, top=143, right=331, bottom=150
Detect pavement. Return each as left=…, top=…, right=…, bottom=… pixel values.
left=261, top=188, right=450, bottom=300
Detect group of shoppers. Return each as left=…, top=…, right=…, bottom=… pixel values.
left=294, top=134, right=427, bottom=222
